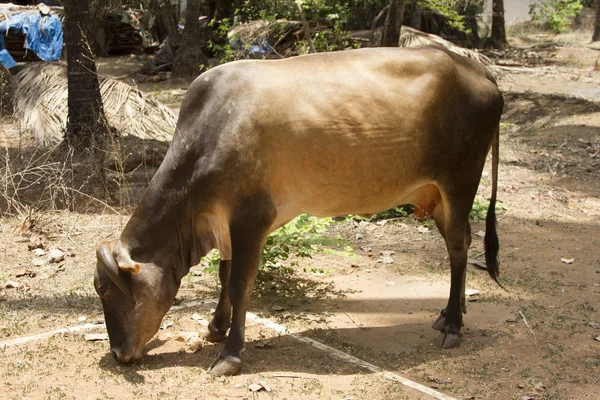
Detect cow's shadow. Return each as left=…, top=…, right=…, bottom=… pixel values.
left=96, top=296, right=508, bottom=383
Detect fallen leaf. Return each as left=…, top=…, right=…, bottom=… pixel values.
left=560, top=258, right=575, bottom=264
left=84, top=333, right=109, bottom=341
left=5, top=280, right=21, bottom=289
left=248, top=381, right=271, bottom=392
left=161, top=320, right=174, bottom=330
left=172, top=331, right=196, bottom=342
left=427, top=375, right=452, bottom=384
left=187, top=338, right=204, bottom=353
left=15, top=269, right=36, bottom=278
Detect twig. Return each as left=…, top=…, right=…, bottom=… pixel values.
left=344, top=312, right=364, bottom=329
left=295, top=1, right=316, bottom=53
left=468, top=258, right=488, bottom=270
left=272, top=373, right=305, bottom=378
left=519, top=310, right=538, bottom=348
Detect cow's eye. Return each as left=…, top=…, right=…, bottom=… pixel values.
left=96, top=284, right=108, bottom=296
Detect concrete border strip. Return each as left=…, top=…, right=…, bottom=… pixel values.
left=0, top=298, right=456, bottom=400
left=0, top=298, right=219, bottom=349
left=245, top=311, right=457, bottom=400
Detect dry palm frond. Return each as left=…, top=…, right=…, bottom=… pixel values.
left=13, top=62, right=177, bottom=146
left=399, top=26, right=492, bottom=65
left=399, top=26, right=502, bottom=78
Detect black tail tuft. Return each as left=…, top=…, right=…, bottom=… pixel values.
left=484, top=199, right=501, bottom=286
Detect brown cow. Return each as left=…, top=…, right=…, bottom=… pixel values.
left=94, top=46, right=503, bottom=376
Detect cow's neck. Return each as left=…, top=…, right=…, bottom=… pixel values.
left=120, top=150, right=197, bottom=280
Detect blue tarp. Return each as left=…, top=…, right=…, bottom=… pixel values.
left=0, top=34, right=17, bottom=68
left=0, top=11, right=63, bottom=66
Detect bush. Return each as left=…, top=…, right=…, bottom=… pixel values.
left=203, top=214, right=335, bottom=272
left=529, top=0, right=584, bottom=33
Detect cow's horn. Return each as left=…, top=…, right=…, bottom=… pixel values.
left=97, top=243, right=132, bottom=297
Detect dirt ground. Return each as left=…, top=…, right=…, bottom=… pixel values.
left=1, top=30, right=599, bottom=400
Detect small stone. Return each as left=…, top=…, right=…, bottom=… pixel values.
left=48, top=249, right=65, bottom=263
left=31, top=248, right=46, bottom=256
left=271, top=304, right=284, bottom=312
left=32, top=258, right=46, bottom=267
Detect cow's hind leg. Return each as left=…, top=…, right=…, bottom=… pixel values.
left=203, top=259, right=232, bottom=342
left=431, top=196, right=472, bottom=349
left=209, top=199, right=275, bottom=376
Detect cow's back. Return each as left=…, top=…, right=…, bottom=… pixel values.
left=174, top=47, right=503, bottom=228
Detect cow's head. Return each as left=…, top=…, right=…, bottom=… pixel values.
left=94, top=241, right=180, bottom=363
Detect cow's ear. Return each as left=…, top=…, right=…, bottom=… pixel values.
left=119, top=263, right=141, bottom=275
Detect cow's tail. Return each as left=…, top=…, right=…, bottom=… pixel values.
left=484, top=126, right=502, bottom=287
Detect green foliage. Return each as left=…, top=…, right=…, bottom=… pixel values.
left=470, top=197, right=489, bottom=221
left=202, top=214, right=336, bottom=273
left=529, top=0, right=584, bottom=33
left=207, top=18, right=239, bottom=63
left=419, top=0, right=470, bottom=33
left=261, top=214, right=333, bottom=269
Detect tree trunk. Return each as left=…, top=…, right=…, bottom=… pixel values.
left=209, top=0, right=233, bottom=21
left=382, top=0, right=406, bottom=47
left=464, top=0, right=482, bottom=48
left=593, top=0, right=600, bottom=42
left=63, top=0, right=110, bottom=150
left=172, top=0, right=208, bottom=78
left=489, top=0, right=508, bottom=49
left=409, top=0, right=421, bottom=30
left=152, top=0, right=180, bottom=44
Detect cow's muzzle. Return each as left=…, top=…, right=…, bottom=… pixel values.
left=111, top=345, right=143, bottom=363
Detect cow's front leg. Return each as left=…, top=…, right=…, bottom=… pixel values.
left=203, top=259, right=232, bottom=342
left=209, top=204, right=274, bottom=376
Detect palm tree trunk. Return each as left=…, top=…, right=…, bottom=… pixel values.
left=172, top=0, right=208, bottom=78
left=593, top=0, right=600, bottom=42
left=490, top=0, right=508, bottom=49
left=63, top=0, right=110, bottom=149
left=382, top=0, right=406, bottom=47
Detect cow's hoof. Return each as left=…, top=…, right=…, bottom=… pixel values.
left=201, top=323, right=228, bottom=343
left=209, top=356, right=242, bottom=376
left=435, top=331, right=462, bottom=349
